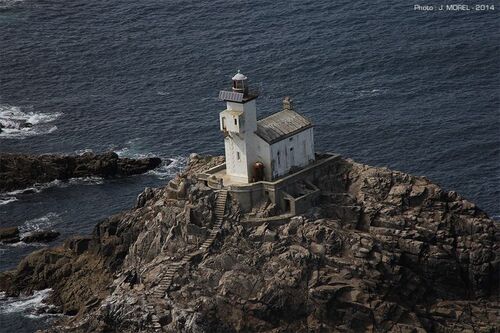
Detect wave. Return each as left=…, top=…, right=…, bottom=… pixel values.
left=0, top=0, right=23, bottom=9
left=0, top=177, right=104, bottom=206
left=0, top=196, right=18, bottom=206
left=113, top=138, right=151, bottom=159
left=3, top=241, right=48, bottom=248
left=0, top=104, right=62, bottom=139
left=147, top=156, right=187, bottom=180
left=18, top=212, right=62, bottom=236
left=114, top=139, right=187, bottom=180
left=331, top=88, right=387, bottom=100
left=0, top=289, right=57, bottom=318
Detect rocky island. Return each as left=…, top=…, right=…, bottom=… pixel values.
left=0, top=151, right=163, bottom=193
left=0, top=153, right=498, bottom=332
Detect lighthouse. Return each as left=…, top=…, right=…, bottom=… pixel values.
left=218, top=71, right=259, bottom=183
left=219, top=71, right=315, bottom=184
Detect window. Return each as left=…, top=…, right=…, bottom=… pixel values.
left=289, top=137, right=293, bottom=142
left=222, top=117, right=226, bottom=130
left=237, top=152, right=241, bottom=161
left=234, top=118, right=238, bottom=126
left=290, top=147, right=294, bottom=151
left=277, top=151, right=281, bottom=166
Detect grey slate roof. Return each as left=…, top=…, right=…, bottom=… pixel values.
left=255, top=110, right=313, bottom=144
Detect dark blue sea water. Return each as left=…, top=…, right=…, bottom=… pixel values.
left=0, top=0, right=498, bottom=331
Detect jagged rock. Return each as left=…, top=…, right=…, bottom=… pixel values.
left=0, top=155, right=498, bottom=333
left=135, top=187, right=156, bottom=208
left=21, top=230, right=60, bottom=243
left=0, top=226, right=20, bottom=243
left=189, top=153, right=200, bottom=163
left=0, top=152, right=163, bottom=192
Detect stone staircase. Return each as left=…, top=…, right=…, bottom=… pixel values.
left=147, top=190, right=228, bottom=331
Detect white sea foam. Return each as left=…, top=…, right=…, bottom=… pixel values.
left=332, top=88, right=387, bottom=100
left=18, top=212, right=62, bottom=236
left=114, top=139, right=187, bottom=180
left=74, top=148, right=94, bottom=155
left=0, top=104, right=62, bottom=139
left=0, top=0, right=23, bottom=9
left=0, top=177, right=104, bottom=206
left=0, top=289, right=56, bottom=318
left=5, top=241, right=48, bottom=248
left=67, top=176, right=104, bottom=185
left=114, top=139, right=152, bottom=159
left=0, top=196, right=18, bottom=206
left=147, top=156, right=187, bottom=180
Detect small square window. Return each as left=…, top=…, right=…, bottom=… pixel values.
left=289, top=137, right=293, bottom=141
left=290, top=147, right=294, bottom=151
left=234, top=118, right=238, bottom=125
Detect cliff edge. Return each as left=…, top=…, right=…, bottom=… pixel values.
left=0, top=154, right=498, bottom=332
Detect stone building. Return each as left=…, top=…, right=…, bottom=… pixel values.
left=219, top=71, right=315, bottom=183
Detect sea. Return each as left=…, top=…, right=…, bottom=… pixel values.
left=0, top=0, right=498, bottom=331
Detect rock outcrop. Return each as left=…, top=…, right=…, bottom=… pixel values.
left=0, top=155, right=498, bottom=332
left=0, top=152, right=163, bottom=192
left=0, top=226, right=61, bottom=244
left=21, top=230, right=60, bottom=243
left=0, top=226, right=20, bottom=243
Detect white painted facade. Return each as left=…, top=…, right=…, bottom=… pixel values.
left=257, top=128, right=315, bottom=180
left=219, top=99, right=257, bottom=183
left=219, top=72, right=315, bottom=183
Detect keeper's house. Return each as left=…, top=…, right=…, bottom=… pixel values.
left=219, top=71, right=315, bottom=183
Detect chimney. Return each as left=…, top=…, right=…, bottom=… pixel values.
left=283, top=96, right=293, bottom=111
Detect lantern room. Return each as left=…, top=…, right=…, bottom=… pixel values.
left=232, top=70, right=248, bottom=95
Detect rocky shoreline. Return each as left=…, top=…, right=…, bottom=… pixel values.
left=0, top=226, right=60, bottom=244
left=0, top=152, right=163, bottom=193
left=0, top=154, right=498, bottom=332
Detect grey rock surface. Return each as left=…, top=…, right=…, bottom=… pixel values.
left=0, top=155, right=498, bottom=332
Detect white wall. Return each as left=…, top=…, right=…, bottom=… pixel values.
left=221, top=99, right=258, bottom=182
left=268, top=127, right=315, bottom=179
left=254, top=135, right=272, bottom=180
left=220, top=97, right=314, bottom=183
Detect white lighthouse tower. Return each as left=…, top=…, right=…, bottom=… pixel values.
left=218, top=71, right=259, bottom=183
